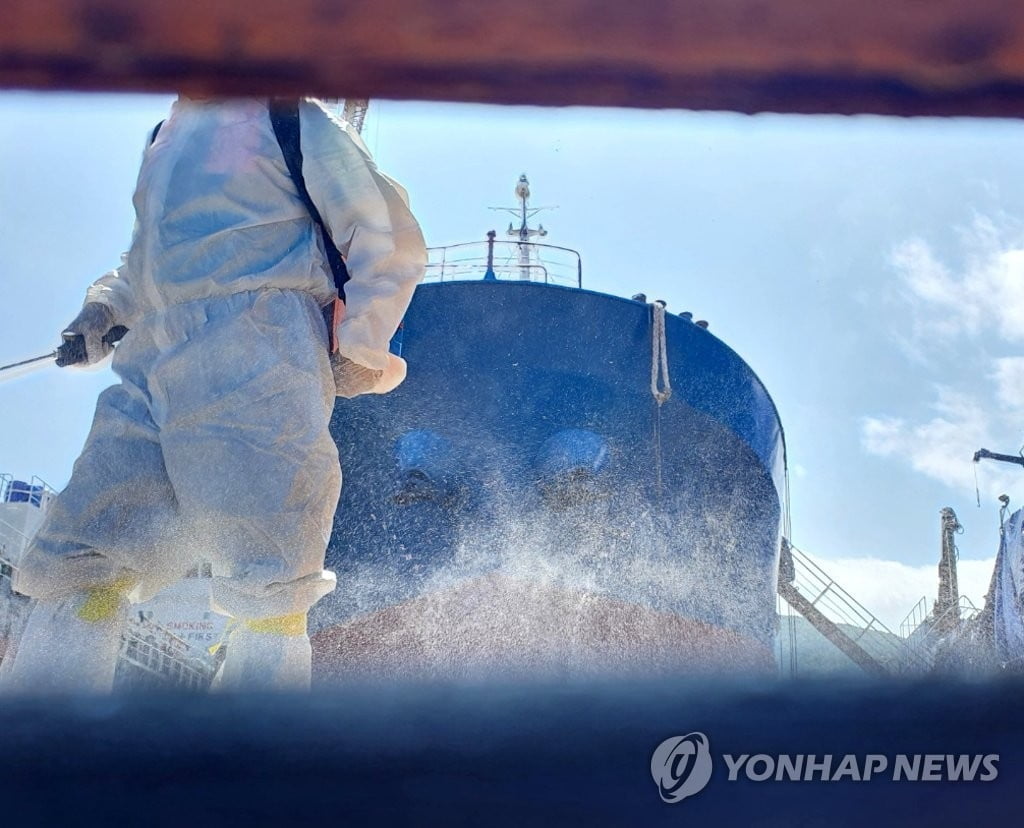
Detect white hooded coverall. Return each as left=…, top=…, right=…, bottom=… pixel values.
left=2, top=98, right=426, bottom=691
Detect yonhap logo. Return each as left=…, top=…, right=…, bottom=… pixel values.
left=650, top=732, right=714, bottom=803
left=649, top=731, right=1000, bottom=804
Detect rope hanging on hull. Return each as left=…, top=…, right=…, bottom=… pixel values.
left=648, top=301, right=672, bottom=499
left=650, top=301, right=672, bottom=405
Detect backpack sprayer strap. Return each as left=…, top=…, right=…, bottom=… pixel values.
left=149, top=101, right=351, bottom=354
left=268, top=99, right=350, bottom=354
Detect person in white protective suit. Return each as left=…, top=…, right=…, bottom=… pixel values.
left=0, top=97, right=426, bottom=692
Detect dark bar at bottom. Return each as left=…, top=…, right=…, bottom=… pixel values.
left=1, top=678, right=1020, bottom=825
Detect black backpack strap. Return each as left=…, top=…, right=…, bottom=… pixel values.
left=268, top=99, right=350, bottom=303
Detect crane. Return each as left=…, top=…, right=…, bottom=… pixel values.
left=973, top=447, right=1024, bottom=469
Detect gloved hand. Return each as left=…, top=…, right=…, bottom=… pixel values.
left=59, top=302, right=118, bottom=367
left=330, top=353, right=383, bottom=399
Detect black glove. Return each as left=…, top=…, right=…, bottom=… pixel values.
left=57, top=303, right=120, bottom=367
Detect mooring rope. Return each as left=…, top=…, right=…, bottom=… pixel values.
left=649, top=301, right=672, bottom=499
left=650, top=301, right=672, bottom=405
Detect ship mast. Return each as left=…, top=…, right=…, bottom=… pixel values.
left=491, top=174, right=549, bottom=281
left=342, top=99, right=370, bottom=134
left=321, top=98, right=370, bottom=135
left=511, top=174, right=546, bottom=280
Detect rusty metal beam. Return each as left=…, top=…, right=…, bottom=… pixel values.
left=4, top=0, right=1024, bottom=116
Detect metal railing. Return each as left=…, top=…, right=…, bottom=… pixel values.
left=902, top=594, right=980, bottom=640
left=899, top=595, right=981, bottom=669
left=1, top=546, right=217, bottom=690
left=0, top=475, right=55, bottom=578
left=117, top=624, right=216, bottom=692
left=0, top=515, right=35, bottom=546
left=0, top=474, right=56, bottom=508
left=0, top=515, right=38, bottom=580
left=900, top=596, right=930, bottom=640
left=784, top=544, right=929, bottom=673
left=424, top=239, right=583, bottom=288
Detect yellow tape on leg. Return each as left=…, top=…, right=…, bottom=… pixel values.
left=244, top=613, right=307, bottom=636
left=76, top=576, right=135, bottom=623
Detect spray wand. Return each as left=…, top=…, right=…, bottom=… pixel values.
left=0, top=326, right=128, bottom=382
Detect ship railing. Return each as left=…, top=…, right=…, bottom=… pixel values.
left=0, top=474, right=56, bottom=508
left=130, top=615, right=194, bottom=658
left=0, top=515, right=34, bottom=546
left=0, top=552, right=14, bottom=588
left=0, top=515, right=35, bottom=580
left=785, top=544, right=929, bottom=673
left=899, top=596, right=930, bottom=640
left=933, top=595, right=981, bottom=630
left=901, top=595, right=980, bottom=639
left=424, top=239, right=583, bottom=288
left=118, top=627, right=215, bottom=691
left=898, top=596, right=981, bottom=669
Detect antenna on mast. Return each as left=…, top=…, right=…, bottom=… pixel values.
left=342, top=99, right=370, bottom=134
left=489, top=174, right=556, bottom=281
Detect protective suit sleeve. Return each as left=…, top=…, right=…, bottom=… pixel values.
left=298, top=100, right=427, bottom=393
left=83, top=222, right=137, bottom=326
left=84, top=262, right=134, bottom=324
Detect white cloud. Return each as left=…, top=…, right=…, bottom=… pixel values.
left=861, top=415, right=905, bottom=457
left=989, top=249, right=1024, bottom=340
left=992, top=356, right=1024, bottom=412
left=866, top=215, right=1024, bottom=498
left=889, top=215, right=1024, bottom=349
left=861, top=387, right=1020, bottom=496
left=890, top=237, right=961, bottom=309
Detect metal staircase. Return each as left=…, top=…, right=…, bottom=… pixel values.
left=778, top=541, right=927, bottom=675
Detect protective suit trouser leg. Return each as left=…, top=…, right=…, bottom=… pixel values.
left=14, top=377, right=182, bottom=603
left=159, top=292, right=340, bottom=691
left=1, top=586, right=129, bottom=694
left=214, top=614, right=312, bottom=691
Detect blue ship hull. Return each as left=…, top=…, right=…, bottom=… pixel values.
left=312, top=280, right=786, bottom=677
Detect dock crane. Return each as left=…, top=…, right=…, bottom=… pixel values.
left=973, top=447, right=1024, bottom=469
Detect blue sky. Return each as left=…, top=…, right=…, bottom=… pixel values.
left=3, top=91, right=1023, bottom=628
